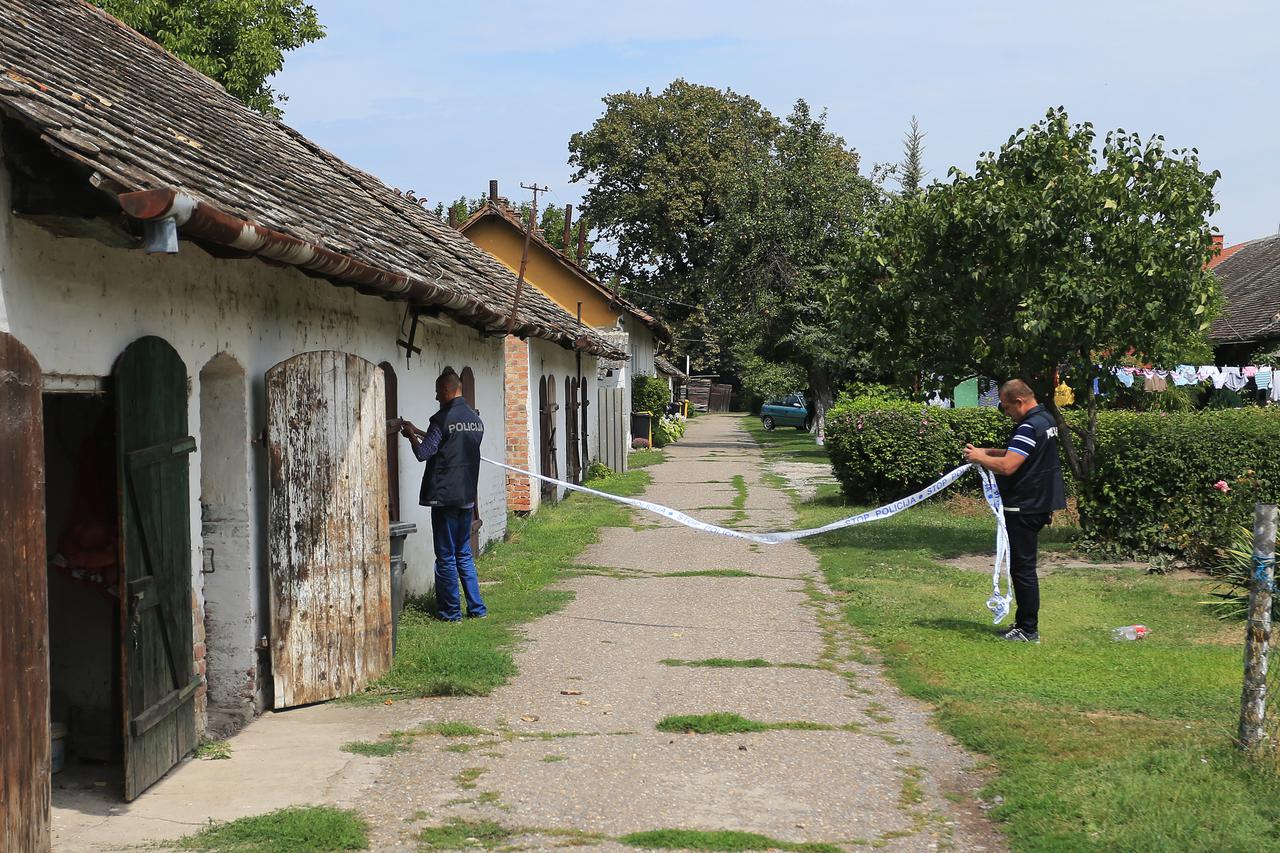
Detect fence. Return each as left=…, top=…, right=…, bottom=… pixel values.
left=597, top=386, right=628, bottom=473
left=1239, top=503, right=1278, bottom=753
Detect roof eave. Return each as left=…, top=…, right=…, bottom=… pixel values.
left=117, top=188, right=625, bottom=358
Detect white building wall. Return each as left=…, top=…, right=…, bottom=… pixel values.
left=628, top=326, right=657, bottom=377
left=0, top=131, right=515, bottom=717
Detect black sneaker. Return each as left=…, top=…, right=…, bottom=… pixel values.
left=999, top=627, right=1040, bottom=643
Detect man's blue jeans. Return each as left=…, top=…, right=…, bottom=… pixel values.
left=431, top=507, right=487, bottom=621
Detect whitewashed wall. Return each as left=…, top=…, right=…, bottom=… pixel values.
left=0, top=131, right=515, bottom=717
left=628, top=325, right=657, bottom=377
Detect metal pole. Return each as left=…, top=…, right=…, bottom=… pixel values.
left=1239, top=503, right=1277, bottom=752
left=506, top=182, right=548, bottom=335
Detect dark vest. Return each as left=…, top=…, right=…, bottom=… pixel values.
left=996, top=404, right=1067, bottom=514
left=420, top=397, right=484, bottom=508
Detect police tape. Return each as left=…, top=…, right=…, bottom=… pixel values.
left=481, top=457, right=1014, bottom=624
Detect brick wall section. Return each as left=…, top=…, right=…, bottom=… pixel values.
left=504, top=336, right=534, bottom=511
left=192, top=590, right=207, bottom=737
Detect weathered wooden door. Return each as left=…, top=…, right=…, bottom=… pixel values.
left=579, top=375, right=590, bottom=474
left=266, top=352, right=391, bottom=709
left=1, top=333, right=50, bottom=852
left=114, top=336, right=198, bottom=801
left=539, top=376, right=559, bottom=500
left=565, top=376, right=580, bottom=484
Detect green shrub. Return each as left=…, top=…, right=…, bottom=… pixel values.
left=825, top=397, right=1009, bottom=502
left=631, top=375, right=671, bottom=415
left=827, top=397, right=1280, bottom=566
left=651, top=414, right=686, bottom=448
left=1081, top=409, right=1280, bottom=565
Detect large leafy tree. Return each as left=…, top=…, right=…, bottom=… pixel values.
left=720, top=100, right=882, bottom=438
left=839, top=108, right=1220, bottom=503
left=568, top=79, right=781, bottom=372
left=94, top=0, right=324, bottom=117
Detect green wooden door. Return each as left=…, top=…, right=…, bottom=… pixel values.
left=114, top=336, right=198, bottom=801
left=0, top=332, right=50, bottom=852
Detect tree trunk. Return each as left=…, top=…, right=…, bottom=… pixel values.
left=1042, top=367, right=1098, bottom=533
left=809, top=368, right=834, bottom=446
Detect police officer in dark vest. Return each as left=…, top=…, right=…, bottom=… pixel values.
left=963, top=379, right=1066, bottom=642
left=400, top=369, right=488, bottom=621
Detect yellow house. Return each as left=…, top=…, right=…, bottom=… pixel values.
left=458, top=186, right=674, bottom=511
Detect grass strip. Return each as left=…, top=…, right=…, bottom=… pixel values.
left=661, top=658, right=823, bottom=670
left=346, top=470, right=649, bottom=702
left=656, top=713, right=848, bottom=734
left=177, top=806, right=369, bottom=851
left=619, top=828, right=842, bottom=852
left=417, top=818, right=512, bottom=850
left=747, top=414, right=1280, bottom=852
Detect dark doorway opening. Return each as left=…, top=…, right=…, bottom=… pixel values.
left=43, top=390, right=123, bottom=797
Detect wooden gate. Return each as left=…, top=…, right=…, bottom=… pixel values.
left=596, top=386, right=628, bottom=473
left=539, top=375, right=559, bottom=500
left=579, top=375, right=590, bottom=472
left=114, top=336, right=198, bottom=801
left=565, top=376, right=580, bottom=484
left=1, top=333, right=50, bottom=851
left=266, top=351, right=391, bottom=709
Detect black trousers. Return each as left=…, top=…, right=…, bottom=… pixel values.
left=1005, top=511, right=1050, bottom=633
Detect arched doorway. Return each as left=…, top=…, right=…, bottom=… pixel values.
left=378, top=362, right=400, bottom=523
left=539, top=375, right=559, bottom=501
left=199, top=353, right=254, bottom=734
left=565, top=375, right=580, bottom=484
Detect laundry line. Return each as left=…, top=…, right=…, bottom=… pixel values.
left=482, top=457, right=1014, bottom=624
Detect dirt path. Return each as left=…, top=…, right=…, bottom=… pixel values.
left=357, top=414, right=1003, bottom=851
left=58, top=414, right=1003, bottom=852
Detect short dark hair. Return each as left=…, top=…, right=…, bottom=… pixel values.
left=437, top=369, right=461, bottom=394
left=999, top=379, right=1035, bottom=402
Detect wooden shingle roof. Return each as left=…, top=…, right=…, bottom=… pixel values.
left=1209, top=234, right=1280, bottom=345
left=0, top=0, right=624, bottom=358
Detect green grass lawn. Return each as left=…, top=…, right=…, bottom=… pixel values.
left=348, top=468, right=649, bottom=701
left=176, top=806, right=369, bottom=851
left=748, top=416, right=1280, bottom=852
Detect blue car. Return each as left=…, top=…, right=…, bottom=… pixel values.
left=760, top=394, right=813, bottom=431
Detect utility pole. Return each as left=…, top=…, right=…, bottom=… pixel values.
left=507, top=182, right=549, bottom=335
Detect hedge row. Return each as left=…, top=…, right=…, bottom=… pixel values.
left=825, top=398, right=1280, bottom=565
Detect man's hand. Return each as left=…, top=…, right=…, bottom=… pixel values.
left=963, top=443, right=986, bottom=465
left=400, top=420, right=420, bottom=439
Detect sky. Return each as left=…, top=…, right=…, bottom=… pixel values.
left=273, top=1, right=1279, bottom=244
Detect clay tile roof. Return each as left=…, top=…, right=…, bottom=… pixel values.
left=1208, top=234, right=1280, bottom=345
left=0, top=0, right=624, bottom=359
left=459, top=201, right=674, bottom=344
left=654, top=355, right=686, bottom=379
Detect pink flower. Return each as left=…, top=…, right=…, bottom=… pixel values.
left=1213, top=480, right=1231, bottom=493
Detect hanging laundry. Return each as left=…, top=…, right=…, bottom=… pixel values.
left=1222, top=367, right=1248, bottom=392
left=1055, top=381, right=1075, bottom=407
left=1172, top=365, right=1196, bottom=386
left=1114, top=367, right=1135, bottom=388
left=1210, top=368, right=1228, bottom=389
left=1257, top=368, right=1274, bottom=390
left=1144, top=374, right=1168, bottom=392
left=1244, top=365, right=1258, bottom=378
left=1272, top=379, right=1280, bottom=403
left=1198, top=365, right=1218, bottom=383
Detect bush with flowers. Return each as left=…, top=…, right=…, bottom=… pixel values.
left=1081, top=409, right=1280, bottom=565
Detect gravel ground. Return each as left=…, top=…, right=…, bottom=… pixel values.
left=355, top=415, right=1005, bottom=852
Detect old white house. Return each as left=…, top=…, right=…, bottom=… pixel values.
left=0, top=0, right=623, bottom=841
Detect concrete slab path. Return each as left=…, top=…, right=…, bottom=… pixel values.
left=56, top=413, right=1003, bottom=852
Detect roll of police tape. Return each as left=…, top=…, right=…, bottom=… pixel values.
left=482, top=457, right=1013, bottom=624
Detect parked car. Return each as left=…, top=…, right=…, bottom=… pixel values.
left=760, top=394, right=813, bottom=431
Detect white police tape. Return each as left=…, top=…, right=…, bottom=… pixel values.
left=482, top=457, right=1014, bottom=624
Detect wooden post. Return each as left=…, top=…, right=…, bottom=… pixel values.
left=1239, top=503, right=1277, bottom=752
